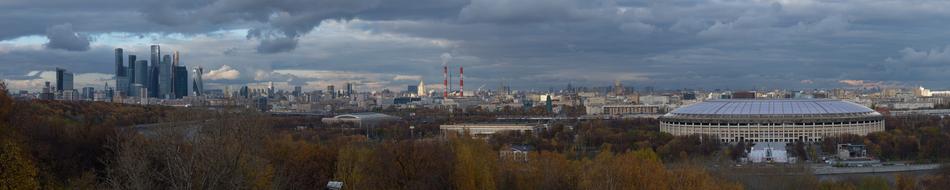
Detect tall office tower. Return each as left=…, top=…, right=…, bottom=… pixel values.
left=267, top=81, right=275, bottom=98
left=173, top=65, right=188, bottom=99
left=345, top=83, right=353, bottom=97
left=148, top=45, right=160, bottom=98
left=327, top=85, right=335, bottom=99
left=293, top=86, right=302, bottom=97
left=192, top=66, right=204, bottom=96
left=158, top=55, right=172, bottom=98
left=115, top=48, right=124, bottom=76
left=55, top=68, right=73, bottom=92
left=149, top=65, right=160, bottom=98
left=173, top=51, right=179, bottom=66
left=150, top=45, right=160, bottom=72
left=114, top=48, right=128, bottom=96
left=171, top=51, right=179, bottom=97
left=239, top=86, right=249, bottom=98
left=128, top=55, right=137, bottom=83
left=134, top=60, right=148, bottom=86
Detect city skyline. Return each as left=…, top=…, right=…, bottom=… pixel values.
left=4, top=1, right=950, bottom=91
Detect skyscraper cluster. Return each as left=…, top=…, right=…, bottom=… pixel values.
left=114, top=45, right=202, bottom=100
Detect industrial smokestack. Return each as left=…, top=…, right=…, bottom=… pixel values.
left=443, top=64, right=448, bottom=97
left=460, top=67, right=464, bottom=97
left=441, top=53, right=452, bottom=98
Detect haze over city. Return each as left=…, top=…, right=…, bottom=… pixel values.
left=3, top=0, right=950, bottom=91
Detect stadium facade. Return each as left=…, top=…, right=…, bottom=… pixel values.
left=659, top=99, right=884, bottom=143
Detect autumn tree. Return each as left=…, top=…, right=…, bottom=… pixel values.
left=452, top=136, right=497, bottom=190
left=102, top=118, right=275, bottom=189
left=896, top=174, right=916, bottom=190
left=265, top=133, right=338, bottom=189
left=334, top=144, right=374, bottom=190
left=0, top=139, right=39, bottom=190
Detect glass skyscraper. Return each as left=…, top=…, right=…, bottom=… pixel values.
left=159, top=55, right=172, bottom=98
left=55, top=68, right=73, bottom=92
left=128, top=55, right=136, bottom=84
left=173, top=65, right=188, bottom=99
left=149, top=45, right=160, bottom=98
left=193, top=66, right=204, bottom=96
left=132, top=60, right=149, bottom=97
left=115, top=48, right=129, bottom=96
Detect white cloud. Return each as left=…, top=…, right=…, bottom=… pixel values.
left=886, top=46, right=950, bottom=65
left=203, top=65, right=241, bottom=80
left=393, top=75, right=422, bottom=81
left=619, top=22, right=656, bottom=35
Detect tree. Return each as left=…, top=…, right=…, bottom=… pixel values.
left=334, top=144, right=373, bottom=190
left=896, top=174, right=916, bottom=190
left=452, top=136, right=496, bottom=190
left=0, top=139, right=39, bottom=190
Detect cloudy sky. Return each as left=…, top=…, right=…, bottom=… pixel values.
left=2, top=0, right=950, bottom=92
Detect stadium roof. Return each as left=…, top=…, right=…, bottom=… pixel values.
left=332, top=112, right=401, bottom=120
left=670, top=99, right=874, bottom=115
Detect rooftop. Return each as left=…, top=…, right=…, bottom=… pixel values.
left=670, top=99, right=873, bottom=115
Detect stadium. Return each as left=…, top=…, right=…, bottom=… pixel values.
left=659, top=99, right=884, bottom=143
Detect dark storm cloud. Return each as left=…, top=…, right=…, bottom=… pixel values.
left=44, top=23, right=91, bottom=51
left=254, top=36, right=298, bottom=54
left=133, top=0, right=468, bottom=53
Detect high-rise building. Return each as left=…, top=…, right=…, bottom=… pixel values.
left=115, top=48, right=124, bottom=76
left=149, top=64, right=160, bottom=98
left=192, top=66, right=204, bottom=96
left=116, top=49, right=129, bottom=97
left=173, top=65, right=188, bottom=99
left=418, top=80, right=427, bottom=97
left=82, top=87, right=95, bottom=100
left=267, top=81, right=275, bottom=98
left=327, top=85, right=336, bottom=99
left=407, top=85, right=418, bottom=96
left=149, top=45, right=161, bottom=98
left=159, top=55, right=172, bottom=98
left=239, top=86, right=249, bottom=98
left=134, top=60, right=148, bottom=86
left=613, top=80, right=623, bottom=96
left=150, top=45, right=160, bottom=73
left=128, top=55, right=137, bottom=84
left=345, top=83, right=353, bottom=97
left=293, top=86, right=302, bottom=97
left=171, top=51, right=180, bottom=98
left=55, top=68, right=73, bottom=92
left=40, top=82, right=54, bottom=100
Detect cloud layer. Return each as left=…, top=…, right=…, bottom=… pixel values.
left=4, top=0, right=950, bottom=91
left=44, top=23, right=91, bottom=51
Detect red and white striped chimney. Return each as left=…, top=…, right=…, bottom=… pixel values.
left=460, top=67, right=464, bottom=97
left=443, top=65, right=448, bottom=97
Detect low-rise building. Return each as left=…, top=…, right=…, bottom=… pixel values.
left=748, top=142, right=789, bottom=163
left=440, top=123, right=538, bottom=138
left=602, top=104, right=661, bottom=115
left=321, top=112, right=401, bottom=127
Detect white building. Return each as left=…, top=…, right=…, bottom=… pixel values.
left=748, top=142, right=789, bottom=163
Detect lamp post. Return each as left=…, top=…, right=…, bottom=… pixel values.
left=410, top=125, right=415, bottom=139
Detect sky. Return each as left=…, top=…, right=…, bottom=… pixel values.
left=2, top=0, right=950, bottom=92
